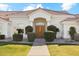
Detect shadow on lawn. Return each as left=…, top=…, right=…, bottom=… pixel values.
left=0, top=43, right=8, bottom=46
left=0, top=42, right=32, bottom=46
left=46, top=43, right=79, bottom=46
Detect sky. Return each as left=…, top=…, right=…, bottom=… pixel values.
left=0, top=3, right=79, bottom=14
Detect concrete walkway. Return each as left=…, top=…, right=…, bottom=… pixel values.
left=28, top=38, right=50, bottom=56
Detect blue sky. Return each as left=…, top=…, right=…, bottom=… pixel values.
left=0, top=3, right=79, bottom=14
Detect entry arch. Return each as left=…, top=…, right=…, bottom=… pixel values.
left=33, top=17, right=47, bottom=38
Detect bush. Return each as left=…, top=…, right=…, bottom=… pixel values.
left=47, top=25, right=59, bottom=39
left=69, top=27, right=76, bottom=40
left=16, top=29, right=24, bottom=34
left=25, top=26, right=33, bottom=34
left=27, top=32, right=36, bottom=42
left=47, top=25, right=59, bottom=32
left=13, top=33, right=23, bottom=41
left=44, top=31, right=55, bottom=42
left=0, top=35, right=5, bottom=39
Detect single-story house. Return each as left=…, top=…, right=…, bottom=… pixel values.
left=0, top=8, right=79, bottom=39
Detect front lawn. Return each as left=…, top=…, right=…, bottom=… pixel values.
left=0, top=43, right=31, bottom=56
left=48, top=45, right=79, bottom=56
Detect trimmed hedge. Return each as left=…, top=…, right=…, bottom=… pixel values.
left=0, top=35, right=5, bottom=39
left=27, top=32, right=36, bottom=42
left=44, top=31, right=55, bottom=42
left=13, top=34, right=23, bottom=41
left=47, top=25, right=59, bottom=39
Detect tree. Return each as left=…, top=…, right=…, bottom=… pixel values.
left=16, top=29, right=24, bottom=34
left=47, top=25, right=59, bottom=32
left=25, top=26, right=33, bottom=34
left=69, top=27, right=76, bottom=40
left=47, top=25, right=59, bottom=38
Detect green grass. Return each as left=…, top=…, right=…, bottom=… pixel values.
left=48, top=45, right=79, bottom=56
left=0, top=44, right=31, bottom=56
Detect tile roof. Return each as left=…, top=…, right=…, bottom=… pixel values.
left=41, top=8, right=71, bottom=15
left=0, top=8, right=78, bottom=21
left=61, top=14, right=79, bottom=22
left=61, top=17, right=79, bottom=22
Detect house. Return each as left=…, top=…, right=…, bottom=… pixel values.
left=0, top=8, right=78, bottom=39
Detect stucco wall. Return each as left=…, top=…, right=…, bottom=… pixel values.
left=62, top=21, right=79, bottom=39
left=9, top=17, right=32, bottom=36
left=0, top=18, right=9, bottom=38
left=9, top=9, right=75, bottom=39
left=47, top=15, right=74, bottom=38
left=28, top=9, right=74, bottom=38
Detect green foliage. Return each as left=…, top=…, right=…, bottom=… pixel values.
left=0, top=35, right=5, bottom=39
left=47, top=25, right=59, bottom=39
left=0, top=44, right=31, bottom=56
left=25, top=26, right=33, bottom=34
left=16, top=29, right=24, bottom=34
left=13, top=34, right=23, bottom=41
left=0, top=32, right=5, bottom=39
left=48, top=45, right=79, bottom=56
left=44, top=32, right=55, bottom=42
left=27, top=32, right=36, bottom=42
left=69, top=27, right=76, bottom=40
left=47, top=25, right=59, bottom=32
left=13, top=29, right=23, bottom=41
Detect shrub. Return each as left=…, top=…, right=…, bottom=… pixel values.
left=0, top=32, right=5, bottom=39
left=69, top=27, right=76, bottom=40
left=0, top=35, right=5, bottom=39
left=13, top=34, right=23, bottom=41
left=27, top=32, right=36, bottom=42
left=25, top=26, right=33, bottom=34
left=47, top=25, right=59, bottom=32
left=47, top=25, right=59, bottom=38
left=16, top=29, right=24, bottom=34
left=44, top=31, right=55, bottom=42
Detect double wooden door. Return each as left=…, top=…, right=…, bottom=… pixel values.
left=35, top=26, right=45, bottom=38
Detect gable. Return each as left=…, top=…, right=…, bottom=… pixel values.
left=28, top=9, right=52, bottom=16
left=28, top=9, right=53, bottom=21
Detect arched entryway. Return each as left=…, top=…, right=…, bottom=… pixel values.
left=33, top=18, right=47, bottom=38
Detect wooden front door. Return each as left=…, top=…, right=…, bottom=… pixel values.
left=35, top=26, right=45, bottom=38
